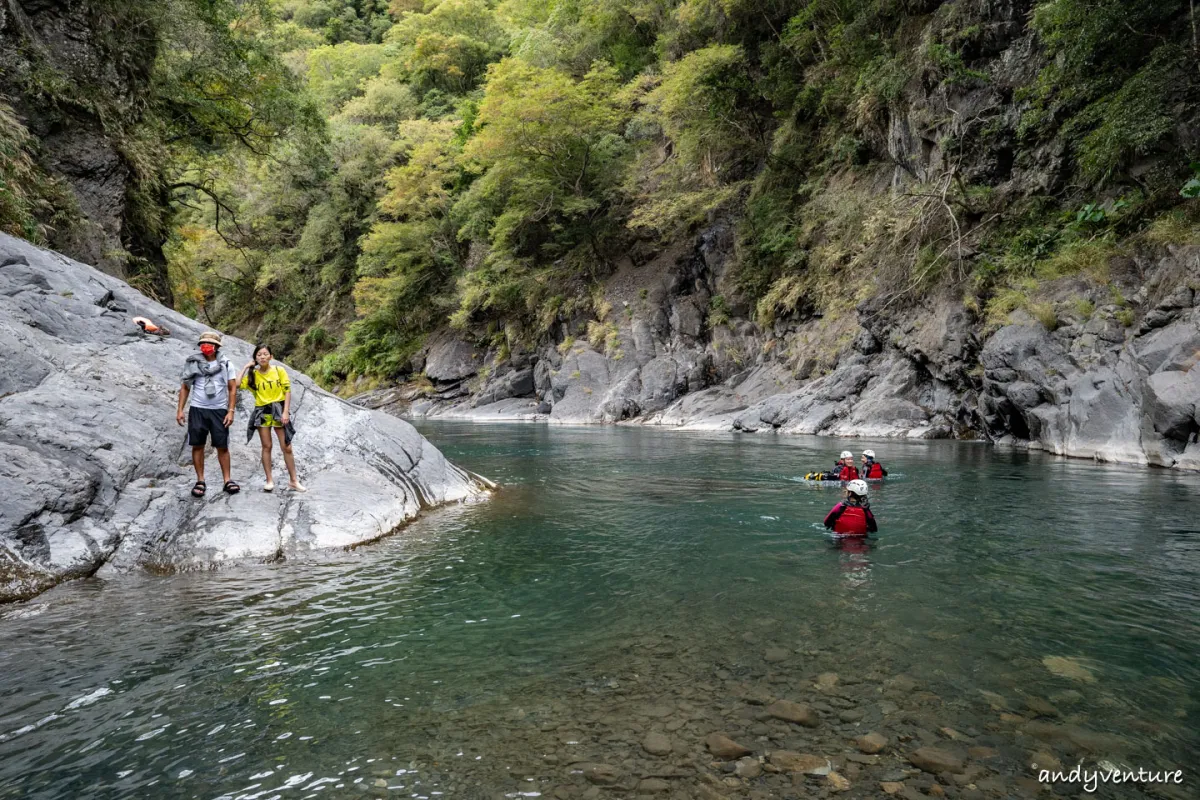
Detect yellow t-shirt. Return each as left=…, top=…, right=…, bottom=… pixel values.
left=240, top=365, right=291, bottom=407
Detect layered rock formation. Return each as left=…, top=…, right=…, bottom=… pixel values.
left=359, top=236, right=1200, bottom=471
left=0, top=233, right=490, bottom=603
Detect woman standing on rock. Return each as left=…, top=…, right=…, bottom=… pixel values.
left=239, top=344, right=305, bottom=493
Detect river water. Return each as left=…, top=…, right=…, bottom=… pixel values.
left=1, top=423, right=1197, bottom=800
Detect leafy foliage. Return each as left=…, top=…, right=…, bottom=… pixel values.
left=148, top=0, right=1200, bottom=387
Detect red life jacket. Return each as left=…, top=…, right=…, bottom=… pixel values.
left=825, top=502, right=871, bottom=535
left=837, top=465, right=859, bottom=481
left=865, top=462, right=885, bottom=479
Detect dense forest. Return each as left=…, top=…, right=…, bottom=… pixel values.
left=3, top=0, right=1198, bottom=389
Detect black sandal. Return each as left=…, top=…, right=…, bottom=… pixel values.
left=191, top=481, right=206, bottom=498
left=223, top=480, right=240, bottom=495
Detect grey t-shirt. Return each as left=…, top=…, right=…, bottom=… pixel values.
left=185, top=357, right=237, bottom=411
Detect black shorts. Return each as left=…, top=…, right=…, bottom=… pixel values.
left=188, top=407, right=230, bottom=449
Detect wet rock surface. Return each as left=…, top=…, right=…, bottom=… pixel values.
left=0, top=234, right=488, bottom=602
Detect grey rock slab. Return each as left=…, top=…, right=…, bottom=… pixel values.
left=424, top=331, right=484, bottom=381
left=0, top=234, right=488, bottom=602
left=1143, top=370, right=1200, bottom=441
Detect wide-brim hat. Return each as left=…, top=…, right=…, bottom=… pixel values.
left=198, top=331, right=223, bottom=346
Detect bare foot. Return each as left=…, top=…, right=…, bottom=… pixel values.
left=289, top=482, right=307, bottom=493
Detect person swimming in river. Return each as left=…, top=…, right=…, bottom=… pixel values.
left=823, top=480, right=877, bottom=536
left=803, top=451, right=860, bottom=482
left=860, top=449, right=888, bottom=480
left=834, top=451, right=859, bottom=481
left=238, top=344, right=305, bottom=493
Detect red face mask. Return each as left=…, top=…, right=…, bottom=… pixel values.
left=199, top=343, right=217, bottom=356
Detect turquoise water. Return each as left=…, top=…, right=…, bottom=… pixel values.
left=1, top=423, right=1197, bottom=799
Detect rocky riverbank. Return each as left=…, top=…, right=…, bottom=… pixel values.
left=0, top=233, right=490, bottom=603
left=356, top=235, right=1200, bottom=472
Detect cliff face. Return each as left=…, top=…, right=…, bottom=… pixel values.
left=350, top=0, right=1200, bottom=470
left=359, top=227, right=1200, bottom=470
left=0, top=233, right=490, bottom=603
left=0, top=0, right=167, bottom=295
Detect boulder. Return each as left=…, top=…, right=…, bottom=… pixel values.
left=639, top=356, right=689, bottom=413
left=424, top=333, right=483, bottom=381
left=1133, top=316, right=1200, bottom=373
left=669, top=296, right=705, bottom=339
left=549, top=347, right=620, bottom=421
left=472, top=367, right=536, bottom=407
left=1143, top=370, right=1200, bottom=441
left=0, top=234, right=488, bottom=603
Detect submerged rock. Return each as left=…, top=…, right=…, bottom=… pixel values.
left=581, top=763, right=621, bottom=785
left=763, top=647, right=790, bottom=663
left=0, top=234, right=489, bottom=602
left=856, top=732, right=888, bottom=754
left=827, top=771, right=850, bottom=791
left=642, top=732, right=672, bottom=756
left=768, top=751, right=829, bottom=774
left=908, top=747, right=964, bottom=774
left=767, top=700, right=821, bottom=727
left=705, top=733, right=752, bottom=759
left=1042, top=656, right=1097, bottom=683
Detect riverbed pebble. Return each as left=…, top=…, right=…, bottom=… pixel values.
left=766, top=700, right=820, bottom=727
left=909, top=747, right=964, bottom=774
left=705, top=733, right=751, bottom=759
left=856, top=732, right=888, bottom=753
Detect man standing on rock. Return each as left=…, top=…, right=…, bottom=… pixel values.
left=177, top=331, right=240, bottom=497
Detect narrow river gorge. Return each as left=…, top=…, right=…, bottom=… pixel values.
left=1, top=423, right=1196, bottom=800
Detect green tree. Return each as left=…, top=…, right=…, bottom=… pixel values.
left=628, top=43, right=763, bottom=234
left=451, top=58, right=629, bottom=323
left=305, top=41, right=390, bottom=112
left=386, top=0, right=509, bottom=96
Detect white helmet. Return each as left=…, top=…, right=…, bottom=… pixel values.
left=862, top=449, right=875, bottom=458
left=846, top=479, right=868, bottom=496
left=840, top=450, right=853, bottom=459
